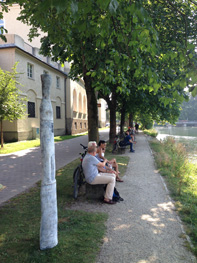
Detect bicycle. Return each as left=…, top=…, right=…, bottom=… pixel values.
left=73, top=143, right=87, bottom=199
left=112, top=135, right=119, bottom=153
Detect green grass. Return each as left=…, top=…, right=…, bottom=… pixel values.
left=54, top=132, right=88, bottom=142
left=143, top=128, right=158, bottom=137
left=149, top=137, right=197, bottom=256
left=98, top=127, right=109, bottom=131
left=0, top=159, right=107, bottom=263
left=0, top=149, right=129, bottom=263
left=0, top=128, right=112, bottom=154
left=0, top=139, right=41, bottom=154
left=0, top=132, right=88, bottom=154
left=175, top=137, right=197, bottom=164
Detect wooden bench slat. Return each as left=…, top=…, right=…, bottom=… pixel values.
left=86, top=183, right=106, bottom=199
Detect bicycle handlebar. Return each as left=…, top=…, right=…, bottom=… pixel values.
left=80, top=143, right=87, bottom=149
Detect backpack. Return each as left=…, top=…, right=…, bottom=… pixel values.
left=119, top=140, right=126, bottom=147
left=112, top=187, right=123, bottom=202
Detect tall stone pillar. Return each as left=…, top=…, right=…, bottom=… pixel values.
left=40, top=74, right=58, bottom=250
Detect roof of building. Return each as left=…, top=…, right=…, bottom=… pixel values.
left=0, top=34, right=68, bottom=77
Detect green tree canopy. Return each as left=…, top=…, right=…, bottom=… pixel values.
left=1, top=0, right=196, bottom=141
left=0, top=1, right=8, bottom=41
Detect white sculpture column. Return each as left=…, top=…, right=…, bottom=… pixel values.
left=40, top=73, right=58, bottom=250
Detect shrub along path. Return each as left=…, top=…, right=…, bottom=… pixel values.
left=70, top=132, right=196, bottom=263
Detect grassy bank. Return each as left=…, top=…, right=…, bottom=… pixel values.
left=0, top=151, right=129, bottom=262
left=143, top=128, right=158, bottom=137
left=0, top=132, right=88, bottom=154
left=149, top=137, right=197, bottom=256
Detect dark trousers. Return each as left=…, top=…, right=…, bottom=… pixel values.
left=126, top=142, right=133, bottom=151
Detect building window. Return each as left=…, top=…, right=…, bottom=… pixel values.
left=56, top=106, right=61, bottom=119
left=79, top=93, right=82, bottom=112
left=84, top=123, right=86, bottom=128
left=80, top=123, right=82, bottom=129
left=56, top=76, right=60, bottom=89
left=74, top=122, right=77, bottom=129
left=28, top=102, right=35, bottom=118
left=73, top=89, right=77, bottom=111
left=27, top=63, right=34, bottom=79
left=83, top=96, right=86, bottom=114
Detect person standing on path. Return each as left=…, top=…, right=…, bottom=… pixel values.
left=135, top=122, right=139, bottom=133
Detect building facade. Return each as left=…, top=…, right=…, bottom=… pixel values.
left=66, top=78, right=88, bottom=135
left=0, top=4, right=107, bottom=141
left=0, top=3, right=44, bottom=49
left=98, top=99, right=108, bottom=128
left=0, top=34, right=68, bottom=141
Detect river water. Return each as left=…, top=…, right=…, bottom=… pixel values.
left=155, top=126, right=197, bottom=163
left=155, top=126, right=197, bottom=139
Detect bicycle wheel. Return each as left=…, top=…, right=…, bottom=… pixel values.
left=73, top=165, right=82, bottom=199
left=112, top=143, right=117, bottom=153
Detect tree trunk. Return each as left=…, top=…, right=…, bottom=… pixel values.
left=120, top=105, right=126, bottom=135
left=84, top=74, right=99, bottom=142
left=129, top=113, right=134, bottom=127
left=109, top=91, right=117, bottom=144
left=0, top=119, right=3, bottom=148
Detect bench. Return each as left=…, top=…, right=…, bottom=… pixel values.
left=112, top=142, right=127, bottom=154
left=86, top=183, right=106, bottom=200
left=118, top=145, right=126, bottom=154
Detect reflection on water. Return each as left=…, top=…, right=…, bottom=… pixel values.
left=155, top=126, right=197, bottom=138
left=156, top=133, right=196, bottom=141
left=155, top=126, right=197, bottom=163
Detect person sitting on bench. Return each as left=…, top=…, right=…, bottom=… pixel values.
left=96, top=140, right=123, bottom=182
left=128, top=127, right=135, bottom=141
left=124, top=130, right=135, bottom=153
left=82, top=141, right=116, bottom=204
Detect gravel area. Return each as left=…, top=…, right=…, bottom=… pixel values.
left=70, top=133, right=197, bottom=263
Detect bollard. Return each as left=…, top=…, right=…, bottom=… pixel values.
left=40, top=74, right=58, bottom=250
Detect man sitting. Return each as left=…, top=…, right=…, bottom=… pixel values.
left=128, top=127, right=135, bottom=141
left=82, top=141, right=116, bottom=204
left=124, top=130, right=135, bottom=153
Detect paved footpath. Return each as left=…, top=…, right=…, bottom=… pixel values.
left=0, top=130, right=109, bottom=205
left=71, top=132, right=196, bottom=263
left=1, top=131, right=196, bottom=262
